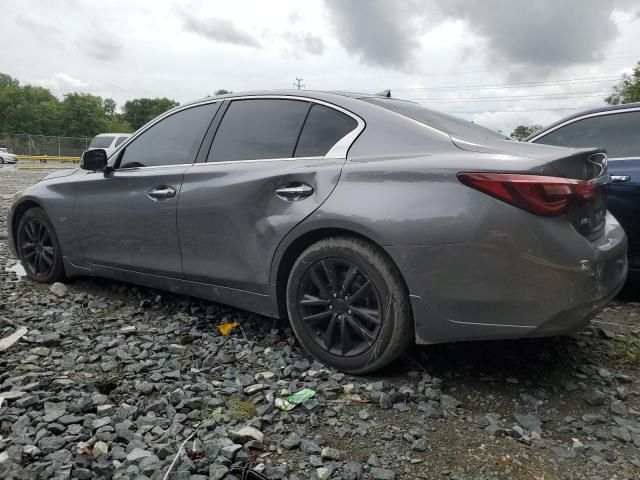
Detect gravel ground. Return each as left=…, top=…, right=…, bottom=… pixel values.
left=1, top=164, right=639, bottom=480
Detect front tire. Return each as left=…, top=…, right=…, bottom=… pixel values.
left=286, top=237, right=413, bottom=374
left=17, top=208, right=65, bottom=283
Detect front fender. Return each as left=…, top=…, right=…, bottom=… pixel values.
left=7, top=175, right=79, bottom=263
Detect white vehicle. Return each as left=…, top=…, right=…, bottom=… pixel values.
left=88, top=133, right=132, bottom=158
left=0, top=146, right=18, bottom=164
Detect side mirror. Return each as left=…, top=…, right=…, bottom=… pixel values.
left=80, top=149, right=108, bottom=171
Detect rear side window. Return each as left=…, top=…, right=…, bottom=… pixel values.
left=118, top=103, right=218, bottom=169
left=209, top=99, right=309, bottom=162
left=534, top=111, right=640, bottom=158
left=295, top=104, right=357, bottom=157
left=89, top=136, right=114, bottom=148
left=362, top=97, right=506, bottom=141
left=115, top=136, right=128, bottom=147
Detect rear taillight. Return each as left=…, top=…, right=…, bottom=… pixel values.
left=457, top=172, right=596, bottom=216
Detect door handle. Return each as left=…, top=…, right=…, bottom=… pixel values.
left=275, top=183, right=314, bottom=201
left=147, top=185, right=176, bottom=201
left=610, top=175, right=631, bottom=183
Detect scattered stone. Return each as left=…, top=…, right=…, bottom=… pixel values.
left=315, top=467, right=331, bottom=480
left=282, top=432, right=301, bottom=450
left=92, top=441, right=109, bottom=457
left=301, top=439, right=321, bottom=454
left=584, top=387, right=607, bottom=406
left=370, top=467, right=396, bottom=480
left=49, top=282, right=67, bottom=297
left=321, top=447, right=342, bottom=460
left=515, top=413, right=542, bottom=433
left=229, top=425, right=264, bottom=444
left=126, top=448, right=153, bottom=462
left=209, top=464, right=229, bottom=480
left=611, top=400, right=628, bottom=416
left=379, top=392, right=392, bottom=410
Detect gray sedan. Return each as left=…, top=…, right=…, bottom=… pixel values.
left=7, top=91, right=628, bottom=373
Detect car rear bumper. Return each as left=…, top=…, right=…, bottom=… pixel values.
left=386, top=205, right=627, bottom=344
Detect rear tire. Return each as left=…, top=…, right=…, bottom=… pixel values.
left=17, top=208, right=65, bottom=283
left=286, top=237, right=413, bottom=374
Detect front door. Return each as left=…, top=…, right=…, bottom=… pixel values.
left=178, top=98, right=361, bottom=293
left=73, top=102, right=220, bottom=276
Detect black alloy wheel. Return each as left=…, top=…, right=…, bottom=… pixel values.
left=297, top=257, right=383, bottom=357
left=17, top=208, right=64, bottom=283
left=286, top=237, right=413, bottom=374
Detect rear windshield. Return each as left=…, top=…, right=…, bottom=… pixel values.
left=89, top=136, right=115, bottom=148
left=362, top=97, right=507, bottom=141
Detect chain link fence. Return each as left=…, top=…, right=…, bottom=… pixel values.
left=1, top=133, right=91, bottom=168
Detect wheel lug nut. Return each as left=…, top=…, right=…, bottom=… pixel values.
left=329, top=305, right=333, bottom=310
left=348, top=309, right=352, bottom=315
left=332, top=293, right=337, bottom=298
left=344, top=295, right=349, bottom=300
left=338, top=315, right=342, bottom=320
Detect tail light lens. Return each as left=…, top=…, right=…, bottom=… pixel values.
left=457, top=172, right=597, bottom=216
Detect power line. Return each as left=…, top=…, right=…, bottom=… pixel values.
left=405, top=92, right=609, bottom=103
left=293, top=78, right=305, bottom=90
left=303, top=54, right=639, bottom=82
left=390, top=75, right=623, bottom=92
left=441, top=106, right=596, bottom=114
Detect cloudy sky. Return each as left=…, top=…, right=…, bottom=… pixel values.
left=2, top=0, right=639, bottom=133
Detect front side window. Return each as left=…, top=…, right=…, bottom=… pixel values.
left=295, top=104, right=358, bottom=157
left=89, top=136, right=115, bottom=148
left=209, top=99, right=309, bottom=162
left=534, top=111, right=640, bottom=158
left=117, top=103, right=218, bottom=169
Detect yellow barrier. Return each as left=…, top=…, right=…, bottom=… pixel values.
left=16, top=155, right=80, bottom=162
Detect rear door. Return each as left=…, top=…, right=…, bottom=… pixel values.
left=73, top=102, right=219, bottom=276
left=178, top=97, right=361, bottom=294
left=531, top=109, right=640, bottom=263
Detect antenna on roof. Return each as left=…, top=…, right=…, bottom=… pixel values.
left=375, top=89, right=391, bottom=98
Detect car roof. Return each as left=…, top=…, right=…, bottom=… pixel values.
left=181, top=89, right=384, bottom=108
left=527, top=101, right=640, bottom=140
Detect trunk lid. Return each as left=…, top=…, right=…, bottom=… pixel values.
left=452, top=137, right=608, bottom=239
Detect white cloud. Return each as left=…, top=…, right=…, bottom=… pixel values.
left=0, top=0, right=638, bottom=133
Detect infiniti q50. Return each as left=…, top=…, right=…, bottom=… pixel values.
left=7, top=91, right=627, bottom=373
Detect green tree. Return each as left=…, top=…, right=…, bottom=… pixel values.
left=103, top=118, right=134, bottom=133
left=122, top=97, right=179, bottom=130
left=0, top=82, right=61, bottom=135
left=510, top=124, right=543, bottom=141
left=58, top=93, right=107, bottom=137
left=214, top=89, right=231, bottom=95
left=606, top=62, right=640, bottom=105
left=103, top=98, right=117, bottom=118
left=0, top=73, right=19, bottom=88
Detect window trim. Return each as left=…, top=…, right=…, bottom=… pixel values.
left=207, top=98, right=312, bottom=164
left=108, top=96, right=364, bottom=171
left=113, top=102, right=221, bottom=170
left=204, top=96, right=365, bottom=164
left=528, top=107, right=640, bottom=160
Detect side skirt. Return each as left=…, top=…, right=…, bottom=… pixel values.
left=63, top=257, right=280, bottom=318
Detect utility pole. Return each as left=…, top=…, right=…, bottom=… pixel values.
left=293, top=78, right=305, bottom=90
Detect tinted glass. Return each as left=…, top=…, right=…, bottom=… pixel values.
left=210, top=99, right=309, bottom=161
left=535, top=111, right=640, bottom=158
left=362, top=97, right=506, bottom=141
left=89, top=136, right=114, bottom=148
left=115, top=136, right=128, bottom=147
left=118, top=103, right=218, bottom=168
left=295, top=104, right=357, bottom=157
